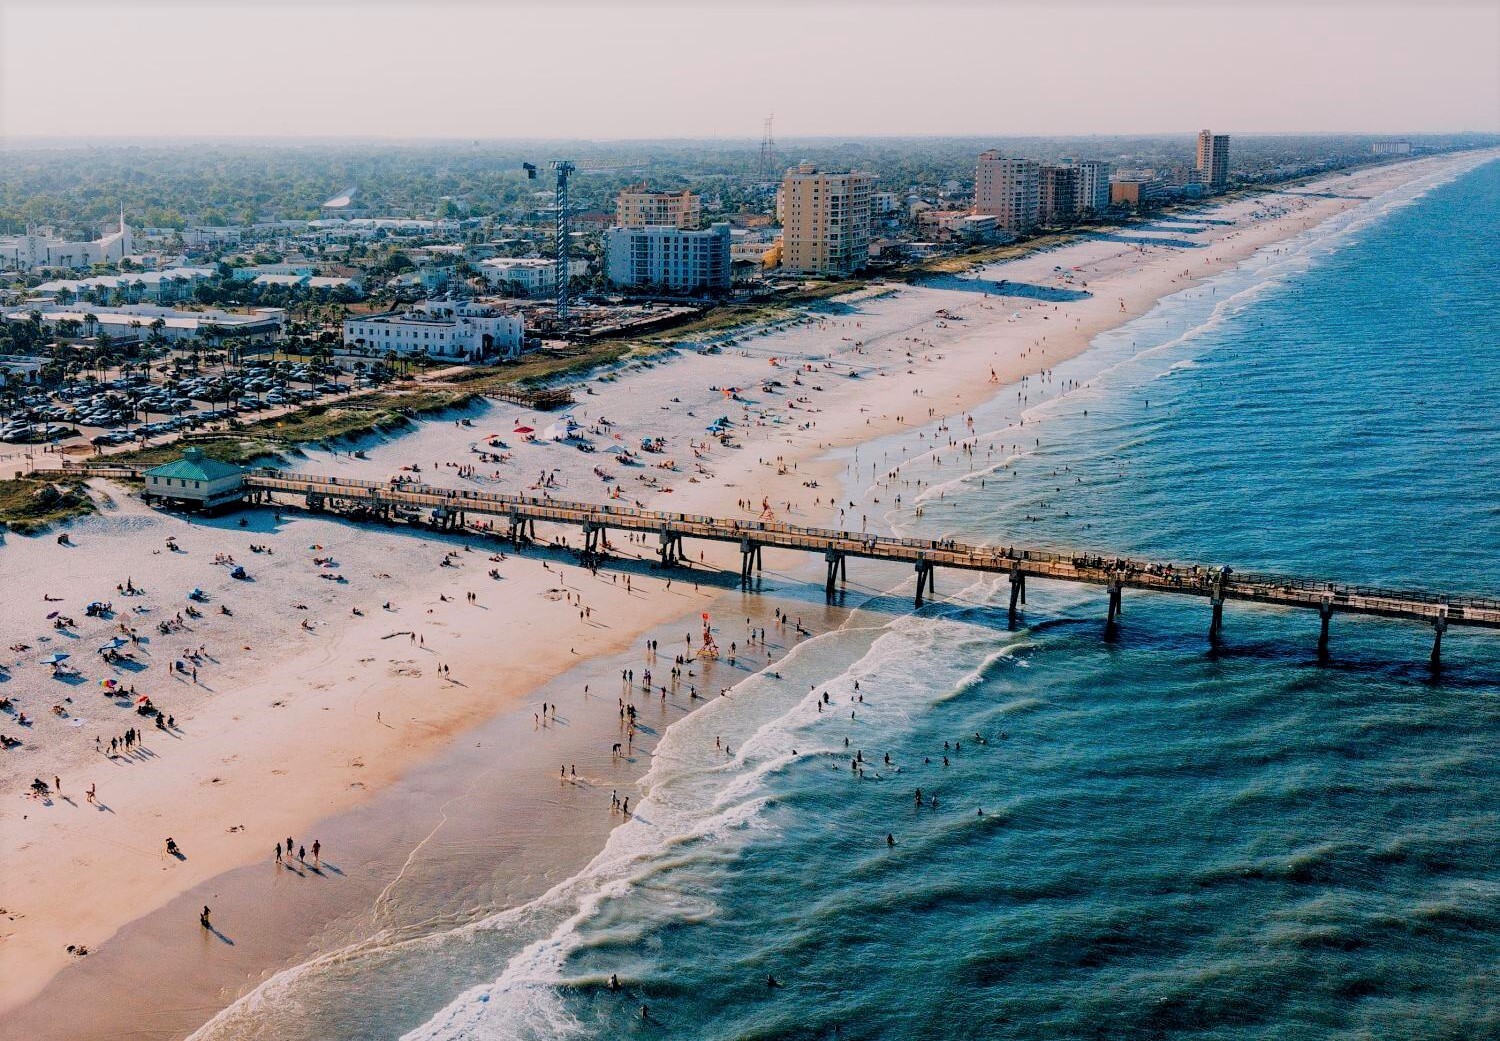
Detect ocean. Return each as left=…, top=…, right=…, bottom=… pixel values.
left=192, top=156, right=1500, bottom=1040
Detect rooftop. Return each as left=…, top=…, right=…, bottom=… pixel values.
left=143, top=447, right=245, bottom=483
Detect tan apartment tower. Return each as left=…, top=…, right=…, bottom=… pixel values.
left=778, top=162, right=876, bottom=275
left=615, top=186, right=702, bottom=230
left=1196, top=130, right=1230, bottom=188
left=974, top=152, right=1040, bottom=233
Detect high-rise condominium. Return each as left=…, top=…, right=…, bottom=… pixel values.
left=779, top=163, right=876, bottom=275
left=1196, top=130, right=1230, bottom=188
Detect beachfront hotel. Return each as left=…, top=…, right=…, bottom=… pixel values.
left=777, top=163, right=877, bottom=276
left=1196, top=129, right=1231, bottom=188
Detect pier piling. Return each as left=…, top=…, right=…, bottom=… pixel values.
left=914, top=559, right=933, bottom=608
left=739, top=538, right=758, bottom=588
left=1008, top=563, right=1026, bottom=622
left=1106, top=577, right=1123, bottom=634
left=1318, top=598, right=1333, bottom=661
left=824, top=549, right=845, bottom=602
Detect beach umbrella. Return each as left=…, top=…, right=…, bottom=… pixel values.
left=40, top=653, right=70, bottom=664
left=46, top=611, right=59, bottom=619
left=98, top=637, right=127, bottom=651
left=513, top=426, right=534, bottom=434
left=605, top=445, right=626, bottom=454
left=100, top=678, right=119, bottom=689
left=135, top=695, right=151, bottom=706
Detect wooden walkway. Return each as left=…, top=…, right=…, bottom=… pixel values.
left=234, top=469, right=1499, bottom=664
left=34, top=464, right=1498, bottom=664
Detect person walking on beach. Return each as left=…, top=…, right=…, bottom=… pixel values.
left=312, top=839, right=321, bottom=867
left=275, top=842, right=283, bottom=864
left=200, top=905, right=212, bottom=929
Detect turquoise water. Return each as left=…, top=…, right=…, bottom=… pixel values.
left=192, top=156, right=1500, bottom=1040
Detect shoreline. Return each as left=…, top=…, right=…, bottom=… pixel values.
left=2, top=152, right=1487, bottom=1039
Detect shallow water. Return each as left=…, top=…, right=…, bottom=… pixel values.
left=195, top=155, right=1500, bottom=1040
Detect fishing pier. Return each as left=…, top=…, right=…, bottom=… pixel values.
left=235, top=469, right=1499, bottom=667
left=32, top=463, right=1500, bottom=667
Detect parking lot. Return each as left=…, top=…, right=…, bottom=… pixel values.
left=0, top=357, right=399, bottom=449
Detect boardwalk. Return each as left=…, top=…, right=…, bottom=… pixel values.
left=233, top=469, right=1498, bottom=664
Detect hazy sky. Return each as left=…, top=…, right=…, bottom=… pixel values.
left=2, top=0, right=1497, bottom=140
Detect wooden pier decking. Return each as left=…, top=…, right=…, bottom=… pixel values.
left=235, top=469, right=1497, bottom=663
left=31, top=464, right=1499, bottom=665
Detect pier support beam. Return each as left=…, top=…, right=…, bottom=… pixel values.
left=824, top=549, right=846, bottom=603
left=1008, top=563, right=1026, bottom=623
left=1207, top=569, right=1226, bottom=648
left=914, top=559, right=933, bottom=608
left=1430, top=613, right=1448, bottom=672
left=739, top=538, right=758, bottom=588
left=657, top=528, right=682, bottom=568
left=1318, top=599, right=1333, bottom=662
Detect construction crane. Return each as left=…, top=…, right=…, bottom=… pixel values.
left=524, top=158, right=647, bottom=325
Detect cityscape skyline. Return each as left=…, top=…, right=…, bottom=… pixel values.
left=2, top=2, right=1498, bottom=140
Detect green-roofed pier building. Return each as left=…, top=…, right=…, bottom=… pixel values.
left=142, top=448, right=246, bottom=510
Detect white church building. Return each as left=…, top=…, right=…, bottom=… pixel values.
left=0, top=207, right=134, bottom=271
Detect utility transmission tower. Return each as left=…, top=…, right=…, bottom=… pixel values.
left=758, top=114, right=777, bottom=183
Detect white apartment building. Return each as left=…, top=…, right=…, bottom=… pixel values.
left=779, top=163, right=876, bottom=276
left=32, top=267, right=217, bottom=304
left=2, top=303, right=282, bottom=344
left=477, top=257, right=589, bottom=296
left=1066, top=160, right=1112, bottom=214
left=604, top=223, right=732, bottom=293
left=974, top=153, right=1040, bottom=233
left=342, top=300, right=525, bottom=361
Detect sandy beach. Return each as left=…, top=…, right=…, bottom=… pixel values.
left=1, top=153, right=1481, bottom=1039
